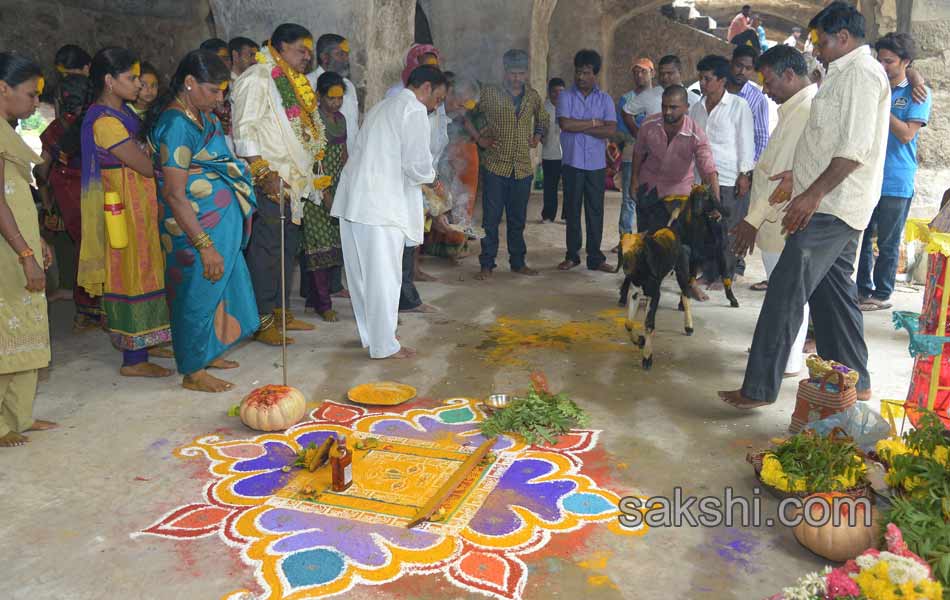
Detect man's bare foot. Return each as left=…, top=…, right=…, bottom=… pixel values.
left=475, top=269, right=493, bottom=281
left=592, top=263, right=615, bottom=273
left=688, top=282, right=709, bottom=302
left=208, top=358, right=240, bottom=370
left=416, top=270, right=438, bottom=282
left=718, top=390, right=770, bottom=409
left=400, top=303, right=439, bottom=314
left=513, top=266, right=539, bottom=276
left=377, top=347, right=417, bottom=360
left=148, top=346, right=174, bottom=359
left=120, top=362, right=174, bottom=378
left=0, top=432, right=28, bottom=447
left=25, top=420, right=58, bottom=432
left=803, top=338, right=816, bottom=354
left=332, top=289, right=351, bottom=299
left=707, top=281, right=724, bottom=291
left=182, top=370, right=234, bottom=393
left=856, top=389, right=872, bottom=402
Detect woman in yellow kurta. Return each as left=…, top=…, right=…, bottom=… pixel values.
left=77, top=47, right=172, bottom=377
left=0, top=53, right=58, bottom=447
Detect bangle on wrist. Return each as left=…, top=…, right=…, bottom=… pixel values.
left=191, top=231, right=214, bottom=250
left=17, top=247, right=34, bottom=264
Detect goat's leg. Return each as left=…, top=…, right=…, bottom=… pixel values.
left=641, top=283, right=661, bottom=370
left=674, top=251, right=694, bottom=335
left=619, top=276, right=631, bottom=307
left=717, top=225, right=740, bottom=307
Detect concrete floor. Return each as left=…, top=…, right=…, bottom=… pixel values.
left=0, top=192, right=920, bottom=599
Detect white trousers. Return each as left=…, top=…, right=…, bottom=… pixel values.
left=761, top=250, right=809, bottom=374
left=340, top=220, right=404, bottom=358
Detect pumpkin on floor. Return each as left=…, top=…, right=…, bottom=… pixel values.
left=240, top=385, right=306, bottom=431
left=792, top=492, right=880, bottom=562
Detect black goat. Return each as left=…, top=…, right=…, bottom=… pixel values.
left=616, top=185, right=738, bottom=369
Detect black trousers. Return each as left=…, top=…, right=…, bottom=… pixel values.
left=245, top=194, right=301, bottom=315
left=562, top=165, right=607, bottom=269
left=479, top=169, right=532, bottom=271
left=742, top=214, right=870, bottom=403
left=541, top=159, right=562, bottom=221
left=398, top=245, right=422, bottom=311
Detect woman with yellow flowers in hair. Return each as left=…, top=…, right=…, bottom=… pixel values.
left=147, top=50, right=259, bottom=393
left=77, top=47, right=172, bottom=378
left=301, top=71, right=347, bottom=321
left=0, top=53, right=58, bottom=447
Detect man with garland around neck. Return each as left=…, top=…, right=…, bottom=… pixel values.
left=232, top=22, right=327, bottom=345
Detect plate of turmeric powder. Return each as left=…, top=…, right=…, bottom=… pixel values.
left=347, top=382, right=417, bottom=406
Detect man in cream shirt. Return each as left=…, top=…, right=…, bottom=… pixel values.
left=721, top=2, right=889, bottom=409
left=731, top=45, right=816, bottom=378
left=331, top=66, right=447, bottom=360
left=232, top=23, right=319, bottom=344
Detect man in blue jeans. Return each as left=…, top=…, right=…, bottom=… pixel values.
left=857, top=32, right=932, bottom=311
left=475, top=49, right=549, bottom=280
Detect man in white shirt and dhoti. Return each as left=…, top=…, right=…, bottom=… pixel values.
left=331, top=66, right=448, bottom=359
left=720, top=2, right=889, bottom=408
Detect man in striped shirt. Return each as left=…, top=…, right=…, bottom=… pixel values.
left=726, top=44, right=770, bottom=161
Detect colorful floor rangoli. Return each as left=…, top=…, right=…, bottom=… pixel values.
left=134, top=398, right=645, bottom=599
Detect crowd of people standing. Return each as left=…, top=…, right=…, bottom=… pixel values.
left=0, top=1, right=935, bottom=447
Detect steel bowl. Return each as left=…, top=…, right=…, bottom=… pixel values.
left=486, top=394, right=510, bottom=409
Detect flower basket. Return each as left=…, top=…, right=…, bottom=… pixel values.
left=747, top=428, right=873, bottom=502
left=747, top=449, right=874, bottom=502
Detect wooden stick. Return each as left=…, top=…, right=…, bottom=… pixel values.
left=406, top=437, right=496, bottom=528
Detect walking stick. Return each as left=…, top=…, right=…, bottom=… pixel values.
left=279, top=191, right=288, bottom=386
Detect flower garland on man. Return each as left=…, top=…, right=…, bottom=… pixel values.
left=231, top=23, right=328, bottom=344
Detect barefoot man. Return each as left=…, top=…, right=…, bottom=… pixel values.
left=331, top=65, right=447, bottom=359
left=719, top=2, right=889, bottom=409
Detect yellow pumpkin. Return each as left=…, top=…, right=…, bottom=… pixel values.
left=239, top=385, right=306, bottom=431
left=792, top=492, right=879, bottom=562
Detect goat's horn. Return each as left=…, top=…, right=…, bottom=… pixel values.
left=667, top=205, right=682, bottom=227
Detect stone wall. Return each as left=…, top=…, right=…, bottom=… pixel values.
left=417, top=0, right=535, bottom=86
left=0, top=0, right=211, bottom=82
left=906, top=0, right=950, bottom=217
left=607, top=11, right=733, bottom=97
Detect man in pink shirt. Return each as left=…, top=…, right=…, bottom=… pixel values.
left=632, top=85, right=719, bottom=218
left=728, top=5, right=753, bottom=42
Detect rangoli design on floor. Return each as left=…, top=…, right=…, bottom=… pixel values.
left=134, top=398, right=645, bottom=599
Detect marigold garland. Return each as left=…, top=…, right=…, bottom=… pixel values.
left=255, top=45, right=326, bottom=163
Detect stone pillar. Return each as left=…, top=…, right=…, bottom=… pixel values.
left=209, top=0, right=414, bottom=109
left=907, top=0, right=950, bottom=216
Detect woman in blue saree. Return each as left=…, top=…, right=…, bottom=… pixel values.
left=147, top=50, right=258, bottom=393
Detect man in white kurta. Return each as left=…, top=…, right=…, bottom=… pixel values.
left=731, top=45, right=817, bottom=378
left=331, top=68, right=447, bottom=359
